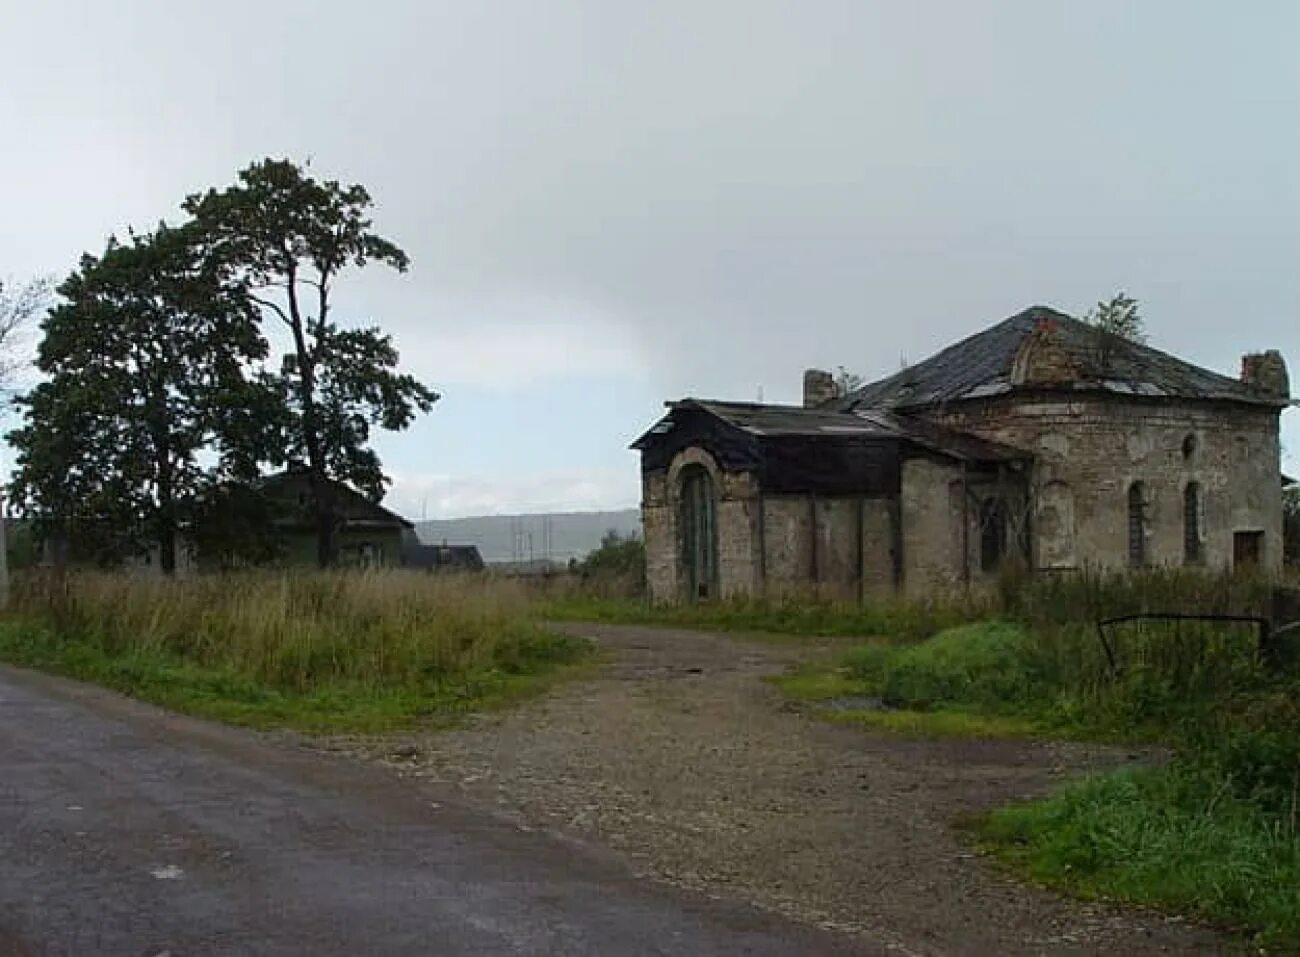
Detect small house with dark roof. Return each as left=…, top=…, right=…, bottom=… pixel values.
left=260, top=468, right=414, bottom=568
left=399, top=529, right=486, bottom=572
left=633, top=306, right=1292, bottom=601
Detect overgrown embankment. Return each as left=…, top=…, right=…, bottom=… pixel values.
left=0, top=571, right=590, bottom=732
left=761, top=571, right=1300, bottom=951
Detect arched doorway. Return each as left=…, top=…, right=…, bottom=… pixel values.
left=679, top=465, right=718, bottom=601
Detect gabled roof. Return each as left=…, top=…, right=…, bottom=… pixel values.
left=261, top=469, right=413, bottom=530
left=838, top=306, right=1286, bottom=411
left=636, top=398, right=1028, bottom=463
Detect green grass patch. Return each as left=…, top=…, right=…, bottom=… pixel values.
left=775, top=606, right=1300, bottom=948
left=826, top=707, right=1044, bottom=739
left=0, top=618, right=591, bottom=733
left=544, top=593, right=980, bottom=641
left=0, top=571, right=593, bottom=733
left=976, top=764, right=1300, bottom=952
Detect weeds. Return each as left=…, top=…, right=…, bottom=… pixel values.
left=0, top=571, right=591, bottom=732
left=762, top=569, right=1300, bottom=949
left=977, top=764, right=1300, bottom=951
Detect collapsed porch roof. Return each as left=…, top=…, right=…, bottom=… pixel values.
left=632, top=399, right=1031, bottom=496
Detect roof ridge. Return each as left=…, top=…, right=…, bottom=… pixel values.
left=840, top=304, right=1282, bottom=410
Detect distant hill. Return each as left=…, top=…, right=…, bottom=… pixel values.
left=414, top=509, right=641, bottom=564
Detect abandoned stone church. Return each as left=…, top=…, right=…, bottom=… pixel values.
left=633, top=307, right=1292, bottom=602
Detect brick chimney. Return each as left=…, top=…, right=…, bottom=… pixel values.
left=803, top=368, right=838, bottom=408
left=1240, top=350, right=1290, bottom=398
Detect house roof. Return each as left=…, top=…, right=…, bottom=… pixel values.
left=261, top=469, right=413, bottom=530
left=838, top=306, right=1288, bottom=411
left=401, top=541, right=485, bottom=571
left=645, top=398, right=1028, bottom=463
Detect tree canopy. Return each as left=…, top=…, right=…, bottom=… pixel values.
left=9, top=225, right=266, bottom=571
left=9, top=158, right=437, bottom=571
left=184, top=159, right=439, bottom=566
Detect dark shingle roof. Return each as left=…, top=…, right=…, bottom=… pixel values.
left=838, top=306, right=1285, bottom=411
left=662, top=399, right=1028, bottom=463
left=675, top=400, right=897, bottom=437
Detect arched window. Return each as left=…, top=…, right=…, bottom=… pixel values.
left=1128, top=482, right=1146, bottom=567
left=1184, top=482, right=1201, bottom=564
left=980, top=497, right=1008, bottom=572
left=679, top=465, right=718, bottom=601
left=1037, top=480, right=1076, bottom=569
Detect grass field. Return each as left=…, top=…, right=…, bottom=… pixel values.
left=0, top=571, right=591, bottom=732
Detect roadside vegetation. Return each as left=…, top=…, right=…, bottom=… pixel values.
left=766, top=570, right=1300, bottom=952
left=0, top=571, right=590, bottom=733
left=3, top=545, right=1297, bottom=946
left=552, top=559, right=1300, bottom=949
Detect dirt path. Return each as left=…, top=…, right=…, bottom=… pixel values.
left=330, top=624, right=1229, bottom=956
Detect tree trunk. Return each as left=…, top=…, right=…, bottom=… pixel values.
left=150, top=387, right=177, bottom=577
left=286, top=268, right=337, bottom=569
left=289, top=336, right=334, bottom=567
left=158, top=515, right=177, bottom=576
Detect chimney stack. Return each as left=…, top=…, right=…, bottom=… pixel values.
left=803, top=368, right=838, bottom=408
left=1240, top=350, right=1290, bottom=398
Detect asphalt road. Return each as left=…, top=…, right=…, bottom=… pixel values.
left=0, top=665, right=881, bottom=957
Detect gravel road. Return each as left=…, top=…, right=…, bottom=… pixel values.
left=333, top=623, right=1230, bottom=957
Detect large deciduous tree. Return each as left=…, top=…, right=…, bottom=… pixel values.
left=183, top=159, right=438, bottom=567
left=8, top=225, right=266, bottom=573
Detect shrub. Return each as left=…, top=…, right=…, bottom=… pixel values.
left=880, top=621, right=1046, bottom=710
left=573, top=530, right=645, bottom=598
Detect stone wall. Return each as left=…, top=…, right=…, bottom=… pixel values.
left=642, top=447, right=761, bottom=602
left=640, top=390, right=1280, bottom=604
left=758, top=495, right=896, bottom=599
left=931, top=396, right=1283, bottom=572
left=642, top=445, right=901, bottom=601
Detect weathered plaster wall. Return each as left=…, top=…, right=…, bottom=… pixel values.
left=758, top=495, right=895, bottom=599
left=643, top=445, right=903, bottom=601
left=642, top=470, right=675, bottom=602
left=932, top=397, right=1283, bottom=572
left=899, top=458, right=964, bottom=595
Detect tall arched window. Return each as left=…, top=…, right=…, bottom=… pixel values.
left=679, top=465, right=718, bottom=601
left=1128, top=482, right=1146, bottom=567
left=980, top=497, right=1008, bottom=572
left=1184, top=482, right=1202, bottom=564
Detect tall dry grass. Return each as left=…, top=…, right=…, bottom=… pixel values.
left=11, top=570, right=575, bottom=693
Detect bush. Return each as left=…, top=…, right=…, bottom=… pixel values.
left=878, top=622, right=1047, bottom=711
left=573, top=530, right=645, bottom=598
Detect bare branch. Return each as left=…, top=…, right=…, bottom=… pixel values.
left=0, top=275, right=53, bottom=388
left=246, top=293, right=293, bottom=329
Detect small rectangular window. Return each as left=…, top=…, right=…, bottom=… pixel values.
left=1128, top=483, right=1146, bottom=567
left=1233, top=531, right=1263, bottom=569
left=1183, top=483, right=1201, bottom=564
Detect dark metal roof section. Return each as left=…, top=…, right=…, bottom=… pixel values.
left=837, top=306, right=1287, bottom=411
left=633, top=399, right=1028, bottom=464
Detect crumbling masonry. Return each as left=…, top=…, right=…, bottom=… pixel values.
left=634, top=307, right=1290, bottom=602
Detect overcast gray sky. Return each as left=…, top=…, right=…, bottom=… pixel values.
left=2, top=0, right=1296, bottom=517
